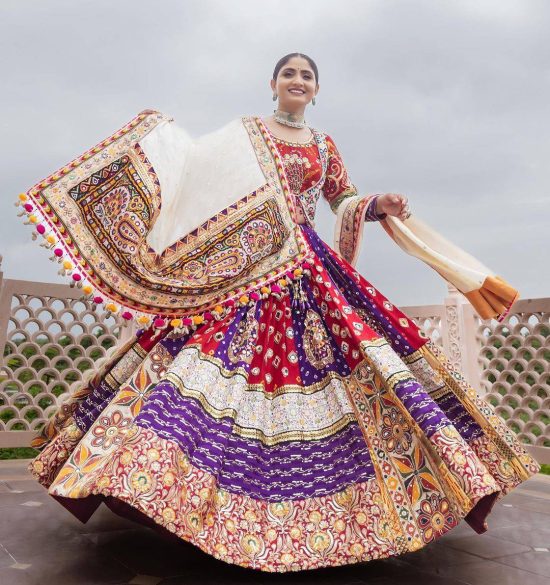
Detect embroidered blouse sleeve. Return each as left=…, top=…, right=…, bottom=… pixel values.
left=321, top=134, right=386, bottom=222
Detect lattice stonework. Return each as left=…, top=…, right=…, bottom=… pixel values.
left=0, top=282, right=122, bottom=437
left=412, top=315, right=443, bottom=347
left=476, top=302, right=550, bottom=449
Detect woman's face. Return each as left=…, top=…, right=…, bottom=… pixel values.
left=271, top=56, right=319, bottom=111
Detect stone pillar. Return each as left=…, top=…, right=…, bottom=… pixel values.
left=442, top=284, right=483, bottom=391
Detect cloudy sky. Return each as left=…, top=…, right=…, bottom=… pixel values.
left=1, top=0, right=548, bottom=307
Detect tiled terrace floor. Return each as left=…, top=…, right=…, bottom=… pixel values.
left=1, top=459, right=549, bottom=585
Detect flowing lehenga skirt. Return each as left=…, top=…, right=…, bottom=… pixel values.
left=28, top=225, right=540, bottom=572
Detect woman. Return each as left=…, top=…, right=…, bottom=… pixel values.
left=19, top=53, right=539, bottom=572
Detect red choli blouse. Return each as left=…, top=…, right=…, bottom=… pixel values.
left=269, top=132, right=354, bottom=204
left=267, top=128, right=385, bottom=225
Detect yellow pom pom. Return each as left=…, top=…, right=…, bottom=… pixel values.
left=29, top=215, right=38, bottom=224
left=63, top=260, right=73, bottom=270
left=18, top=193, right=28, bottom=202
left=137, top=315, right=150, bottom=325
left=278, top=279, right=288, bottom=288
left=293, top=268, right=303, bottom=278
left=82, top=285, right=93, bottom=295
left=46, top=234, right=56, bottom=245
left=213, top=305, right=224, bottom=314
left=192, top=315, right=204, bottom=325
left=170, top=318, right=182, bottom=328
left=260, top=286, right=270, bottom=295
left=239, top=295, right=249, bottom=305
left=105, top=303, right=118, bottom=313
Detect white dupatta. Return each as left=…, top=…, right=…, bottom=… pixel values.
left=333, top=197, right=518, bottom=322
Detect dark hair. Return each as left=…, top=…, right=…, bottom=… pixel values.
left=273, top=53, right=319, bottom=84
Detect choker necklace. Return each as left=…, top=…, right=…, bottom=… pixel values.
left=273, top=109, right=306, bottom=129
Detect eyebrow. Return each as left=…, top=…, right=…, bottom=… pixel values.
left=281, top=67, right=314, bottom=75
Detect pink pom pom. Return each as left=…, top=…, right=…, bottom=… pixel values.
left=250, top=292, right=261, bottom=301
left=153, top=318, right=166, bottom=329
left=36, top=225, right=46, bottom=235
left=181, top=317, right=193, bottom=326
left=53, top=248, right=63, bottom=258
left=226, top=299, right=235, bottom=307
left=24, top=203, right=33, bottom=212
left=71, top=273, right=81, bottom=281
left=93, top=296, right=104, bottom=304
left=271, top=284, right=281, bottom=293
left=121, top=311, right=133, bottom=320
left=204, top=312, right=213, bottom=321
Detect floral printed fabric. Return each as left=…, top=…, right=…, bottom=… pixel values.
left=28, top=225, right=540, bottom=572
left=26, top=125, right=539, bottom=572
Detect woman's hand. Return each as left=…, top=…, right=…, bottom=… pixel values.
left=376, top=193, right=410, bottom=221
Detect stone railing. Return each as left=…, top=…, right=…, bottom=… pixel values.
left=0, top=271, right=129, bottom=447
left=1, top=270, right=548, bottom=463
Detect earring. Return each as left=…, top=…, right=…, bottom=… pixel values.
left=312, top=96, right=316, bottom=106
left=272, top=93, right=278, bottom=101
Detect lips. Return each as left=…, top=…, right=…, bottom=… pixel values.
left=289, top=89, right=305, bottom=95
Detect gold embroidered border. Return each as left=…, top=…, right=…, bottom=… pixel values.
left=329, top=186, right=359, bottom=214
left=179, top=343, right=354, bottom=397
left=42, top=427, right=403, bottom=572
left=165, top=369, right=357, bottom=445
left=335, top=195, right=372, bottom=265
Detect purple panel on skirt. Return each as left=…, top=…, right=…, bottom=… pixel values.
left=74, top=379, right=119, bottom=433
left=392, top=378, right=450, bottom=437
left=436, top=392, right=484, bottom=441
left=135, top=380, right=374, bottom=501
left=213, top=304, right=261, bottom=372
left=160, top=332, right=192, bottom=357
